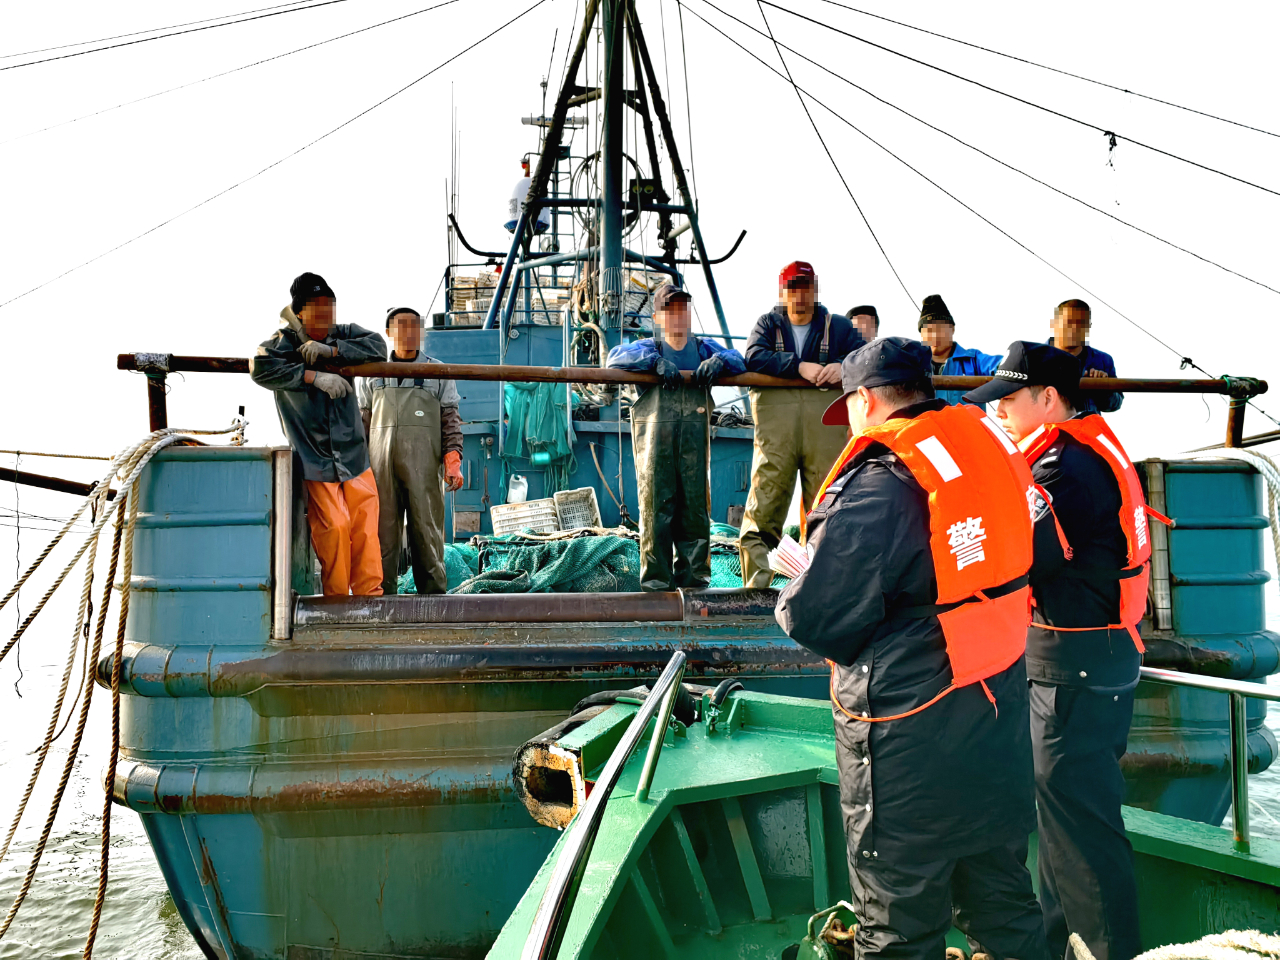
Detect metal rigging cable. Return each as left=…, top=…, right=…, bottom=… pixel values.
left=695, top=0, right=1280, bottom=297
left=1, top=0, right=465, bottom=148
left=683, top=4, right=1280, bottom=429
left=811, top=0, right=1280, bottom=141
left=758, top=0, right=1280, bottom=200
left=752, top=0, right=914, bottom=308
left=0, top=0, right=362, bottom=73
left=675, top=0, right=699, bottom=204
left=0, top=0, right=318, bottom=60
left=0, top=0, right=551, bottom=311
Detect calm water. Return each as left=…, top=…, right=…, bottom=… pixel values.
left=0, top=566, right=1274, bottom=957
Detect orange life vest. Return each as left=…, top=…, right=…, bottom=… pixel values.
left=1021, top=414, right=1171, bottom=652
left=809, top=404, right=1037, bottom=720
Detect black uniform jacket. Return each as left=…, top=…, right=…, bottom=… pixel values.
left=1027, top=424, right=1139, bottom=688
left=744, top=304, right=865, bottom=378
left=776, top=399, right=1036, bottom=863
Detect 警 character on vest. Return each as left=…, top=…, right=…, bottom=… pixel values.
left=917, top=294, right=1003, bottom=408
left=1048, top=298, right=1123, bottom=415
left=739, top=261, right=865, bottom=587
left=605, top=284, right=746, bottom=591
left=777, top=337, right=1050, bottom=960
left=965, top=342, right=1165, bottom=960
left=249, top=272, right=388, bottom=597
left=357, top=307, right=464, bottom=596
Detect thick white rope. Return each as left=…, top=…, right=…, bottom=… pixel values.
left=0, top=424, right=244, bottom=950
left=1123, top=930, right=1280, bottom=960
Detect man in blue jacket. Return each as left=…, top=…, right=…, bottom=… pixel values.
left=606, top=284, right=746, bottom=591
left=1049, top=299, right=1123, bottom=414
left=918, top=294, right=1002, bottom=407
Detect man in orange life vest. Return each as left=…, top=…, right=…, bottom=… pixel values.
left=966, top=342, right=1154, bottom=960
left=777, top=338, right=1050, bottom=960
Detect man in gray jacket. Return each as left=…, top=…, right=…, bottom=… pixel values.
left=250, top=272, right=387, bottom=596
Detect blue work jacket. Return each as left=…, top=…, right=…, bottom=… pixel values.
left=934, top=343, right=1003, bottom=407
left=1047, top=339, right=1123, bottom=414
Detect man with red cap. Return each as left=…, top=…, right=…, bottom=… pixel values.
left=739, top=261, right=865, bottom=587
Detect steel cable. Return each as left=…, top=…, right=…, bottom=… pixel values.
left=810, top=0, right=1280, bottom=141
left=758, top=0, right=1280, bottom=199
left=0, top=0, right=551, bottom=310
left=754, top=0, right=914, bottom=308
left=693, top=0, right=1280, bottom=298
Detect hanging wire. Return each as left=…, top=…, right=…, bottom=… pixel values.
left=0, top=0, right=318, bottom=59
left=683, top=3, right=1280, bottom=430
left=811, top=0, right=1280, bottom=141
left=0, top=0, right=362, bottom=72
left=696, top=0, right=1280, bottom=298
left=10, top=457, right=23, bottom=697
left=1, top=0, right=466, bottom=148
left=0, top=0, right=552, bottom=311
left=751, top=0, right=915, bottom=309
left=758, top=0, right=1280, bottom=200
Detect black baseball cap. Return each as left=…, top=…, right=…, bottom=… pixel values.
left=652, top=283, right=692, bottom=311
left=963, top=340, right=1082, bottom=405
left=822, top=337, right=932, bottom=425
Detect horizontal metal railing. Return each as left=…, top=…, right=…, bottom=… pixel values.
left=522, top=650, right=687, bottom=960
left=1139, top=666, right=1280, bottom=852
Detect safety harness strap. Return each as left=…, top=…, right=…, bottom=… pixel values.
left=888, top=574, right=1030, bottom=620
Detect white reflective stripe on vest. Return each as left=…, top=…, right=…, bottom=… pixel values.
left=980, top=415, right=1018, bottom=455
left=1095, top=432, right=1131, bottom=470
left=915, top=436, right=963, bottom=482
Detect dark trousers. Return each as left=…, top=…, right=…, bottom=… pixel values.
left=1030, top=682, right=1142, bottom=960
left=849, top=840, right=1050, bottom=960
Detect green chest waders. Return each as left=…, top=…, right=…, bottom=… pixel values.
left=369, top=383, right=447, bottom=594
left=630, top=380, right=713, bottom=592
left=738, top=314, right=849, bottom=587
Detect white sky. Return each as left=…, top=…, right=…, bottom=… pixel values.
left=1, top=0, right=1278, bottom=600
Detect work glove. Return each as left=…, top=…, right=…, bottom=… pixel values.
left=444, top=450, right=464, bottom=491
left=654, top=358, right=683, bottom=390
left=299, top=340, right=336, bottom=364
left=694, top=354, right=726, bottom=387
left=312, top=372, right=351, bottom=399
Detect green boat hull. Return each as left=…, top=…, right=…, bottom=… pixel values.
left=490, top=691, right=1280, bottom=959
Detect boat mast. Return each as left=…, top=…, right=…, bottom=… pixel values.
left=600, top=0, right=625, bottom=331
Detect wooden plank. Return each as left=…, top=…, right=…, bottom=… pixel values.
left=669, top=807, right=721, bottom=934
left=629, top=868, right=676, bottom=959
left=807, top=783, right=830, bottom=911
left=721, top=796, right=772, bottom=921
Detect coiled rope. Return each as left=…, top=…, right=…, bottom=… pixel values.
left=1072, top=930, right=1280, bottom=960
left=0, top=423, right=244, bottom=956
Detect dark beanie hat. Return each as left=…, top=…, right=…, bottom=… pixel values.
left=385, top=306, right=421, bottom=328
left=290, top=272, right=336, bottom=314
left=847, top=305, right=878, bottom=320
left=917, top=294, right=953, bottom=331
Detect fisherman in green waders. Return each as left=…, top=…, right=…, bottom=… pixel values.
left=606, top=284, right=746, bottom=591
left=739, top=261, right=865, bottom=587
left=358, top=307, right=465, bottom=595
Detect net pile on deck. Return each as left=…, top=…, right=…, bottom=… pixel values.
left=396, top=524, right=790, bottom=594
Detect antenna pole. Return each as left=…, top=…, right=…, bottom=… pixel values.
left=600, top=0, right=626, bottom=333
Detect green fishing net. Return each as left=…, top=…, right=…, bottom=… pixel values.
left=501, top=381, right=578, bottom=493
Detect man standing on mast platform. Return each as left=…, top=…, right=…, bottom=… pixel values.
left=776, top=338, right=1050, bottom=960
left=965, top=343, right=1166, bottom=960
left=250, top=272, right=388, bottom=597
left=606, top=284, right=745, bottom=591
left=739, top=261, right=864, bottom=587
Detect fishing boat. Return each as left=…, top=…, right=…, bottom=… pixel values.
left=4, top=0, right=1272, bottom=957
left=491, top=652, right=1280, bottom=959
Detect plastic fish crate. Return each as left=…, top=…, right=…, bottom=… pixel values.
left=554, top=488, right=601, bottom=531
left=490, top=497, right=560, bottom=536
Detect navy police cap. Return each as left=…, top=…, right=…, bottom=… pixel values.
left=963, top=340, right=1082, bottom=405
left=822, top=336, right=932, bottom=426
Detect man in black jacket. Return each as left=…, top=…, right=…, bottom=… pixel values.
left=739, top=261, right=864, bottom=587
left=778, top=338, right=1047, bottom=960
left=965, top=343, right=1142, bottom=960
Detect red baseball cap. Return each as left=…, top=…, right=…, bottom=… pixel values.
left=779, top=261, right=816, bottom=288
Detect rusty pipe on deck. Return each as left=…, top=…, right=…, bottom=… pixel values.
left=116, top=354, right=1267, bottom=395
